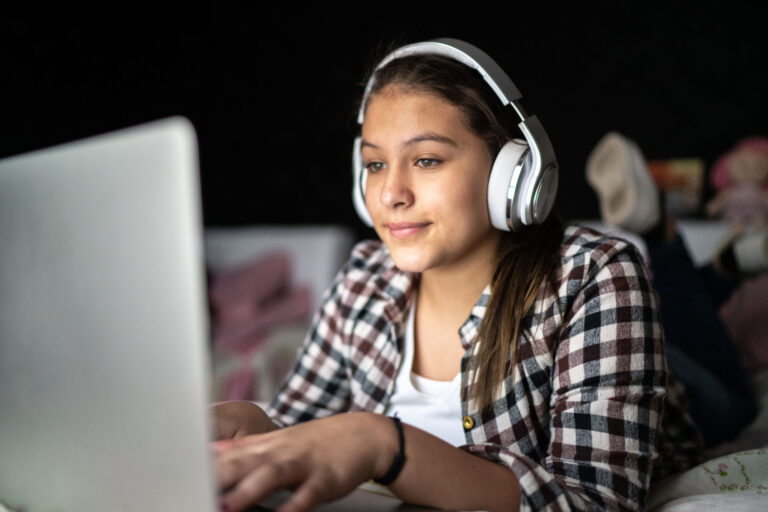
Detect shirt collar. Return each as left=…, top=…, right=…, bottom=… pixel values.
left=371, top=246, right=491, bottom=350
left=374, top=262, right=418, bottom=324
left=458, top=283, right=491, bottom=350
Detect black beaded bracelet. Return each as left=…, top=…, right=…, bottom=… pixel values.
left=373, top=416, right=406, bottom=485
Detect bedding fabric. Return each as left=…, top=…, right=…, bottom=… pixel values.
left=647, top=448, right=768, bottom=511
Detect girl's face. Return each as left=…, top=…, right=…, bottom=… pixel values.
left=361, top=85, right=501, bottom=276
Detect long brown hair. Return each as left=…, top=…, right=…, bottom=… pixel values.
left=360, top=48, right=564, bottom=414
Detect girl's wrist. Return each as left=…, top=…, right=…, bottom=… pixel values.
left=373, top=416, right=406, bottom=485
left=370, top=413, right=404, bottom=483
left=347, top=412, right=401, bottom=481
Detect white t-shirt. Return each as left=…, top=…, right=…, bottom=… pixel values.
left=384, top=300, right=465, bottom=447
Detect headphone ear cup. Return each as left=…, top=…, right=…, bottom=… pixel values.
left=530, top=164, right=558, bottom=224
left=487, top=140, right=529, bottom=231
left=352, top=136, right=374, bottom=227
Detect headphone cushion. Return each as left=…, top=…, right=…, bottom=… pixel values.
left=487, top=140, right=529, bottom=231
left=351, top=136, right=374, bottom=227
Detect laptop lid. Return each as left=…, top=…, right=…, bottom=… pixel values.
left=0, top=117, right=217, bottom=511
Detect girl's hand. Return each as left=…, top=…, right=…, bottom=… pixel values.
left=211, top=401, right=278, bottom=440
left=213, top=412, right=397, bottom=512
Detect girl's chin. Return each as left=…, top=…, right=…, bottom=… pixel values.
left=391, top=260, right=428, bottom=274
left=388, top=252, right=431, bottom=274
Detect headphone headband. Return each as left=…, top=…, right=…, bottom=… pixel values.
left=357, top=38, right=524, bottom=125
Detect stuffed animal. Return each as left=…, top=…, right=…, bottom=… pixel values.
left=706, top=137, right=768, bottom=229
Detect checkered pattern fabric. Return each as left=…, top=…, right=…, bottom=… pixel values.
left=267, top=225, right=703, bottom=511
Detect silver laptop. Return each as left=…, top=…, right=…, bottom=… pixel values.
left=0, top=117, right=218, bottom=511
left=0, top=118, right=448, bottom=512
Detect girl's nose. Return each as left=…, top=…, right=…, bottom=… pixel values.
left=379, top=164, right=414, bottom=209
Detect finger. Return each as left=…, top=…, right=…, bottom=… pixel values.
left=227, top=429, right=278, bottom=447
left=214, top=437, right=283, bottom=491
left=216, top=446, right=266, bottom=491
left=214, top=431, right=273, bottom=458
left=223, top=459, right=301, bottom=512
left=277, top=476, right=330, bottom=512
left=211, top=439, right=235, bottom=454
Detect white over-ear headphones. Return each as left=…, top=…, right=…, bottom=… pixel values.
left=352, top=38, right=559, bottom=232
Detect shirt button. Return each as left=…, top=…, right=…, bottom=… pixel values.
left=462, top=416, right=474, bottom=430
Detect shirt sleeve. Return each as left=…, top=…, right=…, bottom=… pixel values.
left=265, top=259, right=354, bottom=428
left=465, top=242, right=666, bottom=511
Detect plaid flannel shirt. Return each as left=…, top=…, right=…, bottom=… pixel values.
left=267, top=225, right=703, bottom=511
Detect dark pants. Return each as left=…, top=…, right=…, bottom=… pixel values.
left=649, top=235, right=757, bottom=447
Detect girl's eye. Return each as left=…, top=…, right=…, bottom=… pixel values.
left=365, top=161, right=385, bottom=173
left=417, top=158, right=441, bottom=169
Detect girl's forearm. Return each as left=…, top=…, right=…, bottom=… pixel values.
left=366, top=413, right=521, bottom=512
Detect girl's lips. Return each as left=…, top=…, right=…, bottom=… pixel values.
left=385, top=222, right=430, bottom=238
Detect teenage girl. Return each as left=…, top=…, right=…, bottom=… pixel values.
left=211, top=39, right=701, bottom=512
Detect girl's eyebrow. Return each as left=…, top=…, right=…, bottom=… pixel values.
left=361, top=132, right=459, bottom=150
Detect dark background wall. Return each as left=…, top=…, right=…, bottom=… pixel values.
left=3, top=4, right=767, bottom=240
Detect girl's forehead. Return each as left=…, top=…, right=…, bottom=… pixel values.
left=366, top=86, right=456, bottom=115
left=362, top=88, right=469, bottom=137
